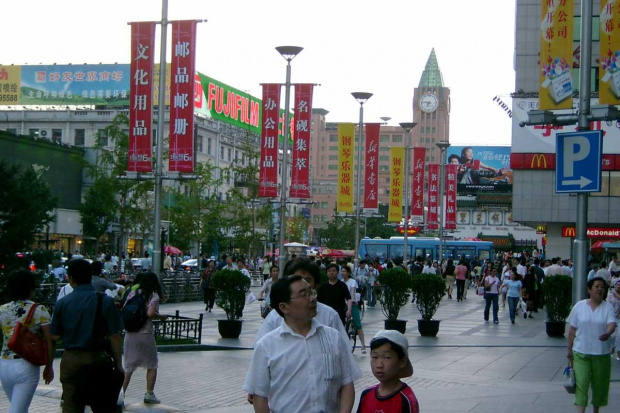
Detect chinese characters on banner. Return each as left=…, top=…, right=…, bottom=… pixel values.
left=538, top=0, right=574, bottom=110
left=363, top=123, right=380, bottom=212
left=426, top=164, right=439, bottom=230
left=337, top=123, right=355, bottom=213
left=169, top=20, right=197, bottom=173
left=128, top=22, right=155, bottom=172
left=388, top=147, right=405, bottom=222
left=599, top=1, right=620, bottom=105
left=411, top=147, right=426, bottom=223
left=289, top=84, right=313, bottom=198
left=258, top=84, right=281, bottom=198
left=445, top=164, right=457, bottom=230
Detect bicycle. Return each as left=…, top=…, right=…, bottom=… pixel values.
left=344, top=318, right=357, bottom=353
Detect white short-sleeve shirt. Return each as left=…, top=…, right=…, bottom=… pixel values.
left=568, top=299, right=616, bottom=355
left=244, top=319, right=361, bottom=413
left=253, top=302, right=349, bottom=347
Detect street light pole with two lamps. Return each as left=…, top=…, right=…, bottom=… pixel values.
left=398, top=122, right=417, bottom=266
left=436, top=140, right=451, bottom=264
left=352, top=92, right=373, bottom=269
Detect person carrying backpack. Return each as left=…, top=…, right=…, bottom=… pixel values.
left=121, top=272, right=168, bottom=404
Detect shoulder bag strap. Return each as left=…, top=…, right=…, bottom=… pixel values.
left=93, top=292, right=106, bottom=351
left=23, top=303, right=39, bottom=327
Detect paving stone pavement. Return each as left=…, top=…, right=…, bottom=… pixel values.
left=2, top=285, right=619, bottom=412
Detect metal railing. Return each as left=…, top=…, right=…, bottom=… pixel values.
left=153, top=310, right=203, bottom=344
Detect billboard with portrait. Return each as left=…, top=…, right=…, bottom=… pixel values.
left=445, top=146, right=512, bottom=194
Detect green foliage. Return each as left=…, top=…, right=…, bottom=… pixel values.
left=377, top=268, right=412, bottom=320
left=411, top=274, right=445, bottom=321
left=543, top=275, right=573, bottom=322
left=79, top=179, right=118, bottom=241
left=0, top=161, right=57, bottom=270
left=287, top=214, right=310, bottom=244
left=317, top=209, right=356, bottom=249
left=210, top=269, right=251, bottom=320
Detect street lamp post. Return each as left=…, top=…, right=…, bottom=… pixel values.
left=399, top=122, right=417, bottom=266
left=436, top=141, right=451, bottom=264
left=352, top=92, right=373, bottom=269
left=276, top=46, right=303, bottom=279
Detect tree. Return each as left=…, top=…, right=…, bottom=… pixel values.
left=0, top=161, right=57, bottom=269
left=78, top=178, right=118, bottom=253
left=317, top=209, right=356, bottom=249
left=287, top=214, right=310, bottom=243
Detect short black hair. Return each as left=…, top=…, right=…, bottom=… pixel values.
left=448, top=154, right=460, bottom=163
left=326, top=263, right=339, bottom=272
left=91, top=260, right=104, bottom=276
left=285, top=259, right=320, bottom=287
left=270, top=264, right=279, bottom=272
left=370, top=337, right=406, bottom=360
left=341, top=265, right=351, bottom=275
left=67, top=259, right=92, bottom=285
left=7, top=270, right=36, bottom=301
left=270, top=275, right=303, bottom=317
left=587, top=276, right=608, bottom=290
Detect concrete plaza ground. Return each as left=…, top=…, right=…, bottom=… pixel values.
left=2, top=284, right=619, bottom=412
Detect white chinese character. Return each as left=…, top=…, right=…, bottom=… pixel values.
left=173, top=118, right=188, bottom=135
left=174, top=93, right=189, bottom=109
left=264, top=98, right=277, bottom=110
left=264, top=137, right=275, bottom=149
left=295, top=138, right=307, bottom=151
left=133, top=69, right=149, bottom=85
left=175, top=41, right=190, bottom=58
left=296, top=119, right=309, bottom=132
left=175, top=67, right=189, bottom=84
left=133, top=120, right=147, bottom=136
left=135, top=44, right=149, bottom=60
left=263, top=156, right=275, bottom=168
left=264, top=117, right=276, bottom=130
left=295, top=158, right=307, bottom=170
left=133, top=95, right=148, bottom=111
left=297, top=99, right=309, bottom=113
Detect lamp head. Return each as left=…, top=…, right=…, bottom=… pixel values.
left=436, top=140, right=451, bottom=150
left=351, top=92, right=373, bottom=104
left=399, top=122, right=417, bottom=132
left=276, top=46, right=304, bottom=61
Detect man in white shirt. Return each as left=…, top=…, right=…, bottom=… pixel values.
left=222, top=256, right=237, bottom=271
left=544, top=257, right=564, bottom=277
left=237, top=259, right=251, bottom=279
left=595, top=261, right=612, bottom=285
left=244, top=274, right=360, bottom=413
left=609, top=256, right=618, bottom=273
left=141, top=251, right=152, bottom=271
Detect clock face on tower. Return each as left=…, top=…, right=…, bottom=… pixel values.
left=419, top=93, right=438, bottom=113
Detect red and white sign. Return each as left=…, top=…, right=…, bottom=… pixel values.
left=410, top=147, right=426, bottom=223
left=562, top=226, right=620, bottom=239
left=290, top=84, right=313, bottom=198
left=363, top=123, right=381, bottom=211
left=128, top=22, right=155, bottom=172
left=427, top=164, right=439, bottom=230
left=169, top=20, right=197, bottom=173
left=445, top=164, right=457, bottom=230
left=259, top=84, right=281, bottom=198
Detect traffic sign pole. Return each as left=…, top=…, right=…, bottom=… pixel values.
left=573, top=0, right=593, bottom=304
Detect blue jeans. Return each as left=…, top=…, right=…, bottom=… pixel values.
left=484, top=293, right=499, bottom=323
left=366, top=285, right=376, bottom=307
left=507, top=296, right=519, bottom=322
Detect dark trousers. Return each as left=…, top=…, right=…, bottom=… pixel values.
left=484, top=293, right=499, bottom=323
left=456, top=279, right=466, bottom=301
left=203, top=288, right=215, bottom=309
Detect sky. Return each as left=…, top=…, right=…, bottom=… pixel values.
left=2, top=0, right=516, bottom=146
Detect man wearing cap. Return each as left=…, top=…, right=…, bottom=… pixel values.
left=244, top=274, right=361, bottom=413
left=357, top=330, right=419, bottom=413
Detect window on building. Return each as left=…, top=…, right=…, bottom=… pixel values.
left=321, top=215, right=328, bottom=223
left=197, top=135, right=203, bottom=153
left=379, top=155, right=389, bottom=161
left=329, top=146, right=338, bottom=151
left=220, top=146, right=225, bottom=160
left=7, top=128, right=17, bottom=135
left=97, top=129, right=108, bottom=147
left=392, top=135, right=403, bottom=143
left=329, top=155, right=338, bottom=160
left=314, top=215, right=320, bottom=223
left=29, top=128, right=39, bottom=138
left=328, top=164, right=338, bottom=170
left=321, top=202, right=328, bottom=208
left=379, top=165, right=389, bottom=171
left=227, top=148, right=232, bottom=161
left=52, top=129, right=62, bottom=142
left=208, top=138, right=212, bottom=155
left=329, top=134, right=338, bottom=142
left=431, top=127, right=436, bottom=133
left=380, top=135, right=389, bottom=142
left=74, top=129, right=85, bottom=146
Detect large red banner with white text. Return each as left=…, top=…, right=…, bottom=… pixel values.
left=169, top=20, right=197, bottom=173
left=426, top=164, right=439, bottom=230
left=411, top=147, right=426, bottom=223
left=445, top=164, right=457, bottom=230
left=363, top=123, right=380, bottom=211
left=290, top=84, right=313, bottom=198
left=128, top=22, right=155, bottom=172
left=259, top=84, right=281, bottom=198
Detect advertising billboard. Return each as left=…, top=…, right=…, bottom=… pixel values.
left=445, top=146, right=512, bottom=194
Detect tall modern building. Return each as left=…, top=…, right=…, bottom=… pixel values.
left=511, top=0, right=620, bottom=258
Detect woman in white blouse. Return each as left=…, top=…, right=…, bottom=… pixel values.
left=566, top=277, right=616, bottom=413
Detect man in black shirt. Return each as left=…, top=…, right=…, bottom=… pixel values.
left=317, top=263, right=351, bottom=325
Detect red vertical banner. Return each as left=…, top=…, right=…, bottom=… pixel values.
left=445, top=164, right=457, bottom=230
left=363, top=123, right=380, bottom=211
left=169, top=20, right=197, bottom=173
left=128, top=22, right=155, bottom=172
left=411, top=147, right=426, bottom=223
left=259, top=84, right=281, bottom=198
left=426, top=164, right=439, bottom=230
left=289, top=84, right=313, bottom=198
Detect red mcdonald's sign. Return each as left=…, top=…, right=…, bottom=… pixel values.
left=562, top=226, right=620, bottom=239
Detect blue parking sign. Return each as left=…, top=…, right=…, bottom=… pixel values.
left=555, top=131, right=603, bottom=193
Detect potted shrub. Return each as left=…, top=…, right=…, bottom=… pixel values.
left=210, top=269, right=251, bottom=339
left=543, top=275, right=572, bottom=337
left=377, top=267, right=412, bottom=333
left=411, top=274, right=445, bottom=337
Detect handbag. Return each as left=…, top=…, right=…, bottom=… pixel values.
left=563, top=363, right=576, bottom=394
left=7, top=303, right=48, bottom=366
left=477, top=286, right=486, bottom=296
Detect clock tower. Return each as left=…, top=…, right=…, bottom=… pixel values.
left=412, top=48, right=450, bottom=165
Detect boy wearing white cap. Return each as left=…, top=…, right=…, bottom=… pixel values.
left=357, top=330, right=419, bottom=413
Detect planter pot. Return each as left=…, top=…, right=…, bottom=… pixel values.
left=384, top=319, right=407, bottom=334
left=417, top=319, right=441, bottom=337
left=217, top=319, right=243, bottom=339
left=545, top=321, right=566, bottom=338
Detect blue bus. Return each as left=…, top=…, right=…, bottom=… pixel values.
left=359, top=237, right=494, bottom=263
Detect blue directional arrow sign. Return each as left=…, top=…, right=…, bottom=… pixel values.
left=555, top=131, right=603, bottom=193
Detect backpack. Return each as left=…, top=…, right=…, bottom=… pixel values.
left=122, top=291, right=148, bottom=332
